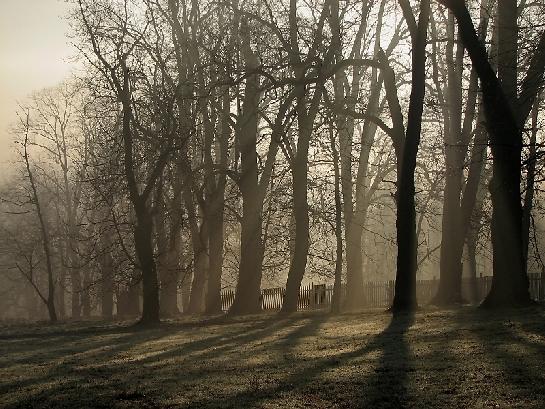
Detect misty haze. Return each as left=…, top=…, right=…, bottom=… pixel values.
left=1, top=0, right=545, bottom=407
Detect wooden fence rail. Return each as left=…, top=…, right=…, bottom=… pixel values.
left=220, top=274, right=545, bottom=312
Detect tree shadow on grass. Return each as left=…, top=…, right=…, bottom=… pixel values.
left=354, top=311, right=415, bottom=408
left=179, top=311, right=414, bottom=409
left=450, top=306, right=545, bottom=406
left=1, top=312, right=330, bottom=408
left=2, top=315, right=288, bottom=408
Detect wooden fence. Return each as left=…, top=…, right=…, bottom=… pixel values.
left=220, top=273, right=545, bottom=312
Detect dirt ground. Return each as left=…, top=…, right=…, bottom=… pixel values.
left=1, top=306, right=545, bottom=408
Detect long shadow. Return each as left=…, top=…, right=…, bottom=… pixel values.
left=0, top=327, right=178, bottom=398
left=3, top=310, right=421, bottom=408
left=355, top=312, right=414, bottom=408
left=2, top=312, right=329, bottom=408
left=180, top=312, right=414, bottom=408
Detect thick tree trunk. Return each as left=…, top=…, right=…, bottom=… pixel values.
left=230, top=191, right=264, bottom=314
left=230, top=22, right=264, bottom=315
left=392, top=0, right=430, bottom=312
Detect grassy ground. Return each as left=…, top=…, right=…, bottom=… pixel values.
left=1, top=306, right=545, bottom=408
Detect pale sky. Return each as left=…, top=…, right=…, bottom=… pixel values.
left=0, top=0, right=75, bottom=171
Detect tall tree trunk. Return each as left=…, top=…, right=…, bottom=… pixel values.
left=392, top=0, right=430, bottom=312
left=230, top=19, right=265, bottom=315
left=280, top=0, right=331, bottom=313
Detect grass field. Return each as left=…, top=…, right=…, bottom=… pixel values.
left=2, top=306, right=545, bottom=408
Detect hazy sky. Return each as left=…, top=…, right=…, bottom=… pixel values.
left=0, top=0, right=75, bottom=169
